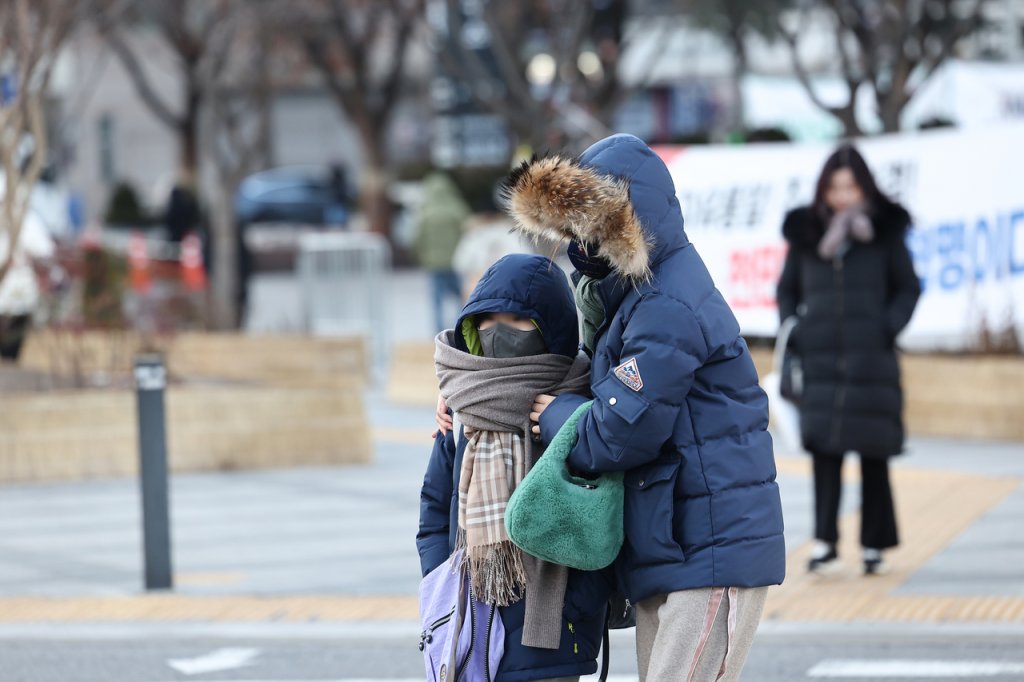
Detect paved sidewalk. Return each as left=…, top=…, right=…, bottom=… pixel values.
left=0, top=393, right=431, bottom=600
left=0, top=388, right=1021, bottom=624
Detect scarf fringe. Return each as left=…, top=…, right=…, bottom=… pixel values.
left=454, top=526, right=527, bottom=607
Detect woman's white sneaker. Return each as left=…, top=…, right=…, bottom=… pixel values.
left=808, top=540, right=842, bottom=574
left=863, top=548, right=890, bottom=575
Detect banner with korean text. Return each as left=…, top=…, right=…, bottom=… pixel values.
left=653, top=122, right=1024, bottom=351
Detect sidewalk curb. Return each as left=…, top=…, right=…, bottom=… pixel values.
left=1, top=620, right=1023, bottom=641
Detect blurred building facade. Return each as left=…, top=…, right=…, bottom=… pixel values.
left=52, top=28, right=434, bottom=224
left=617, top=4, right=1024, bottom=143
left=42, top=2, right=1024, bottom=226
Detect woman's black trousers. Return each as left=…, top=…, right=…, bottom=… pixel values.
left=812, top=452, right=899, bottom=550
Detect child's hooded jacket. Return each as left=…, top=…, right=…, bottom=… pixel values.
left=507, top=135, right=786, bottom=604
left=417, top=254, right=612, bottom=682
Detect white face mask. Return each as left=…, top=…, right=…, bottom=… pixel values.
left=478, top=322, right=548, bottom=358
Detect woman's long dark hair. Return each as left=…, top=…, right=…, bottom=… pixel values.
left=812, top=144, right=897, bottom=219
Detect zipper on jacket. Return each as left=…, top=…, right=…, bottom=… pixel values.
left=830, top=256, right=847, bottom=451
left=568, top=622, right=578, bottom=654
left=420, top=606, right=457, bottom=650
left=456, top=582, right=478, bottom=682
left=484, top=603, right=496, bottom=682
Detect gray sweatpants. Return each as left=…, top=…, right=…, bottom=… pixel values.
left=636, top=586, right=768, bottom=682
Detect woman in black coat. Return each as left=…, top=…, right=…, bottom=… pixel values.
left=777, top=145, right=921, bottom=576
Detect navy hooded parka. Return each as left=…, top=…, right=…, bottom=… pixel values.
left=536, top=136, right=787, bottom=605
left=417, top=254, right=613, bottom=682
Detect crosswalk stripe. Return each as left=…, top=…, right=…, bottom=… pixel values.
left=807, top=659, right=1024, bottom=677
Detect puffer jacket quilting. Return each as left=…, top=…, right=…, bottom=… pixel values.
left=514, top=134, right=787, bottom=604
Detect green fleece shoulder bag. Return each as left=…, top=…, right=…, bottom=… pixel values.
left=505, top=401, right=624, bottom=571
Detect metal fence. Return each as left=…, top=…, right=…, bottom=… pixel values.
left=296, top=231, right=391, bottom=367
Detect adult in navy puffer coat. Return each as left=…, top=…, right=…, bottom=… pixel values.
left=417, top=254, right=613, bottom=682
left=505, top=136, right=785, bottom=682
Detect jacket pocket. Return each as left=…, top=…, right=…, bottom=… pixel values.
left=593, top=374, right=649, bottom=425
left=623, top=459, right=685, bottom=565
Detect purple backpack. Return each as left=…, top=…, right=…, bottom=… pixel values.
left=419, top=550, right=505, bottom=682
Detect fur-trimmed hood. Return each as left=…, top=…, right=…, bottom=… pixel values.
left=502, top=134, right=687, bottom=283
left=782, top=202, right=912, bottom=253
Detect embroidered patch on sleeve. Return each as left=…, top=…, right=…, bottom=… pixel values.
left=613, top=357, right=644, bottom=391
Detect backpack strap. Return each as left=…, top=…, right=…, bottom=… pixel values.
left=599, top=609, right=611, bottom=682
left=447, top=577, right=468, bottom=682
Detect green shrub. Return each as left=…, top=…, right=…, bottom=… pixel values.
left=105, top=182, right=150, bottom=226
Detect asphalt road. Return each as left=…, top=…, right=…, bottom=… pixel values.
left=3, top=623, right=1024, bottom=682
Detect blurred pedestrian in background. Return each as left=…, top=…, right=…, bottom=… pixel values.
left=452, top=208, right=532, bottom=300
left=0, top=213, right=55, bottom=360
left=777, top=144, right=921, bottom=576
left=165, top=170, right=202, bottom=244
left=414, top=171, right=470, bottom=332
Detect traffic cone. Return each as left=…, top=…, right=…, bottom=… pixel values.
left=127, top=230, right=151, bottom=294
left=180, top=231, right=208, bottom=291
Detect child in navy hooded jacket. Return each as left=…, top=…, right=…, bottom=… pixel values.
left=417, top=254, right=613, bottom=682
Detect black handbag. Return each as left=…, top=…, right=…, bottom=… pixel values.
left=776, top=316, right=803, bottom=404
left=779, top=351, right=803, bottom=403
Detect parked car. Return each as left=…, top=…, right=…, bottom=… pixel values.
left=234, top=164, right=351, bottom=226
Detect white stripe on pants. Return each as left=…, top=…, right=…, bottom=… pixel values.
left=636, top=586, right=768, bottom=682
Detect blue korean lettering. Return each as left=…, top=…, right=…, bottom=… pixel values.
left=1010, top=211, right=1024, bottom=275
left=936, top=222, right=965, bottom=290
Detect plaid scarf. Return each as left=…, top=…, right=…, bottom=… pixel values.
left=456, top=429, right=528, bottom=606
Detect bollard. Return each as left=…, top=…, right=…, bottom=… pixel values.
left=134, top=354, right=173, bottom=590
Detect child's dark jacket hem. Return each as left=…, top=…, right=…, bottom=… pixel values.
left=417, top=426, right=611, bottom=682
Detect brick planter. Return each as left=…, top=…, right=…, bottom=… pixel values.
left=2, top=331, right=373, bottom=483
left=0, top=385, right=371, bottom=483
left=18, top=331, right=367, bottom=388
left=901, top=354, right=1024, bottom=441
left=750, top=348, right=1024, bottom=442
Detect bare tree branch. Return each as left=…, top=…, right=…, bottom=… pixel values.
left=285, top=0, right=424, bottom=234
left=771, top=0, right=987, bottom=134
left=204, top=0, right=275, bottom=329
left=0, top=0, right=78, bottom=281
left=98, top=0, right=251, bottom=174
left=777, top=12, right=838, bottom=116
left=101, top=27, right=184, bottom=129
left=439, top=0, right=634, bottom=148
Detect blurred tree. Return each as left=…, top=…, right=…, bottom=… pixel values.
left=776, top=0, right=987, bottom=135
left=205, top=4, right=274, bottom=329
left=675, top=0, right=788, bottom=132
left=435, top=0, right=645, bottom=149
left=98, top=0, right=238, bottom=179
left=0, top=0, right=78, bottom=282
left=100, top=0, right=275, bottom=328
left=289, top=0, right=424, bottom=236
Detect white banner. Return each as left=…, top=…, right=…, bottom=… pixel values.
left=653, top=122, right=1024, bottom=351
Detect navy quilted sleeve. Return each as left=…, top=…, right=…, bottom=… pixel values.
left=567, top=294, right=707, bottom=473
left=416, top=427, right=456, bottom=576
